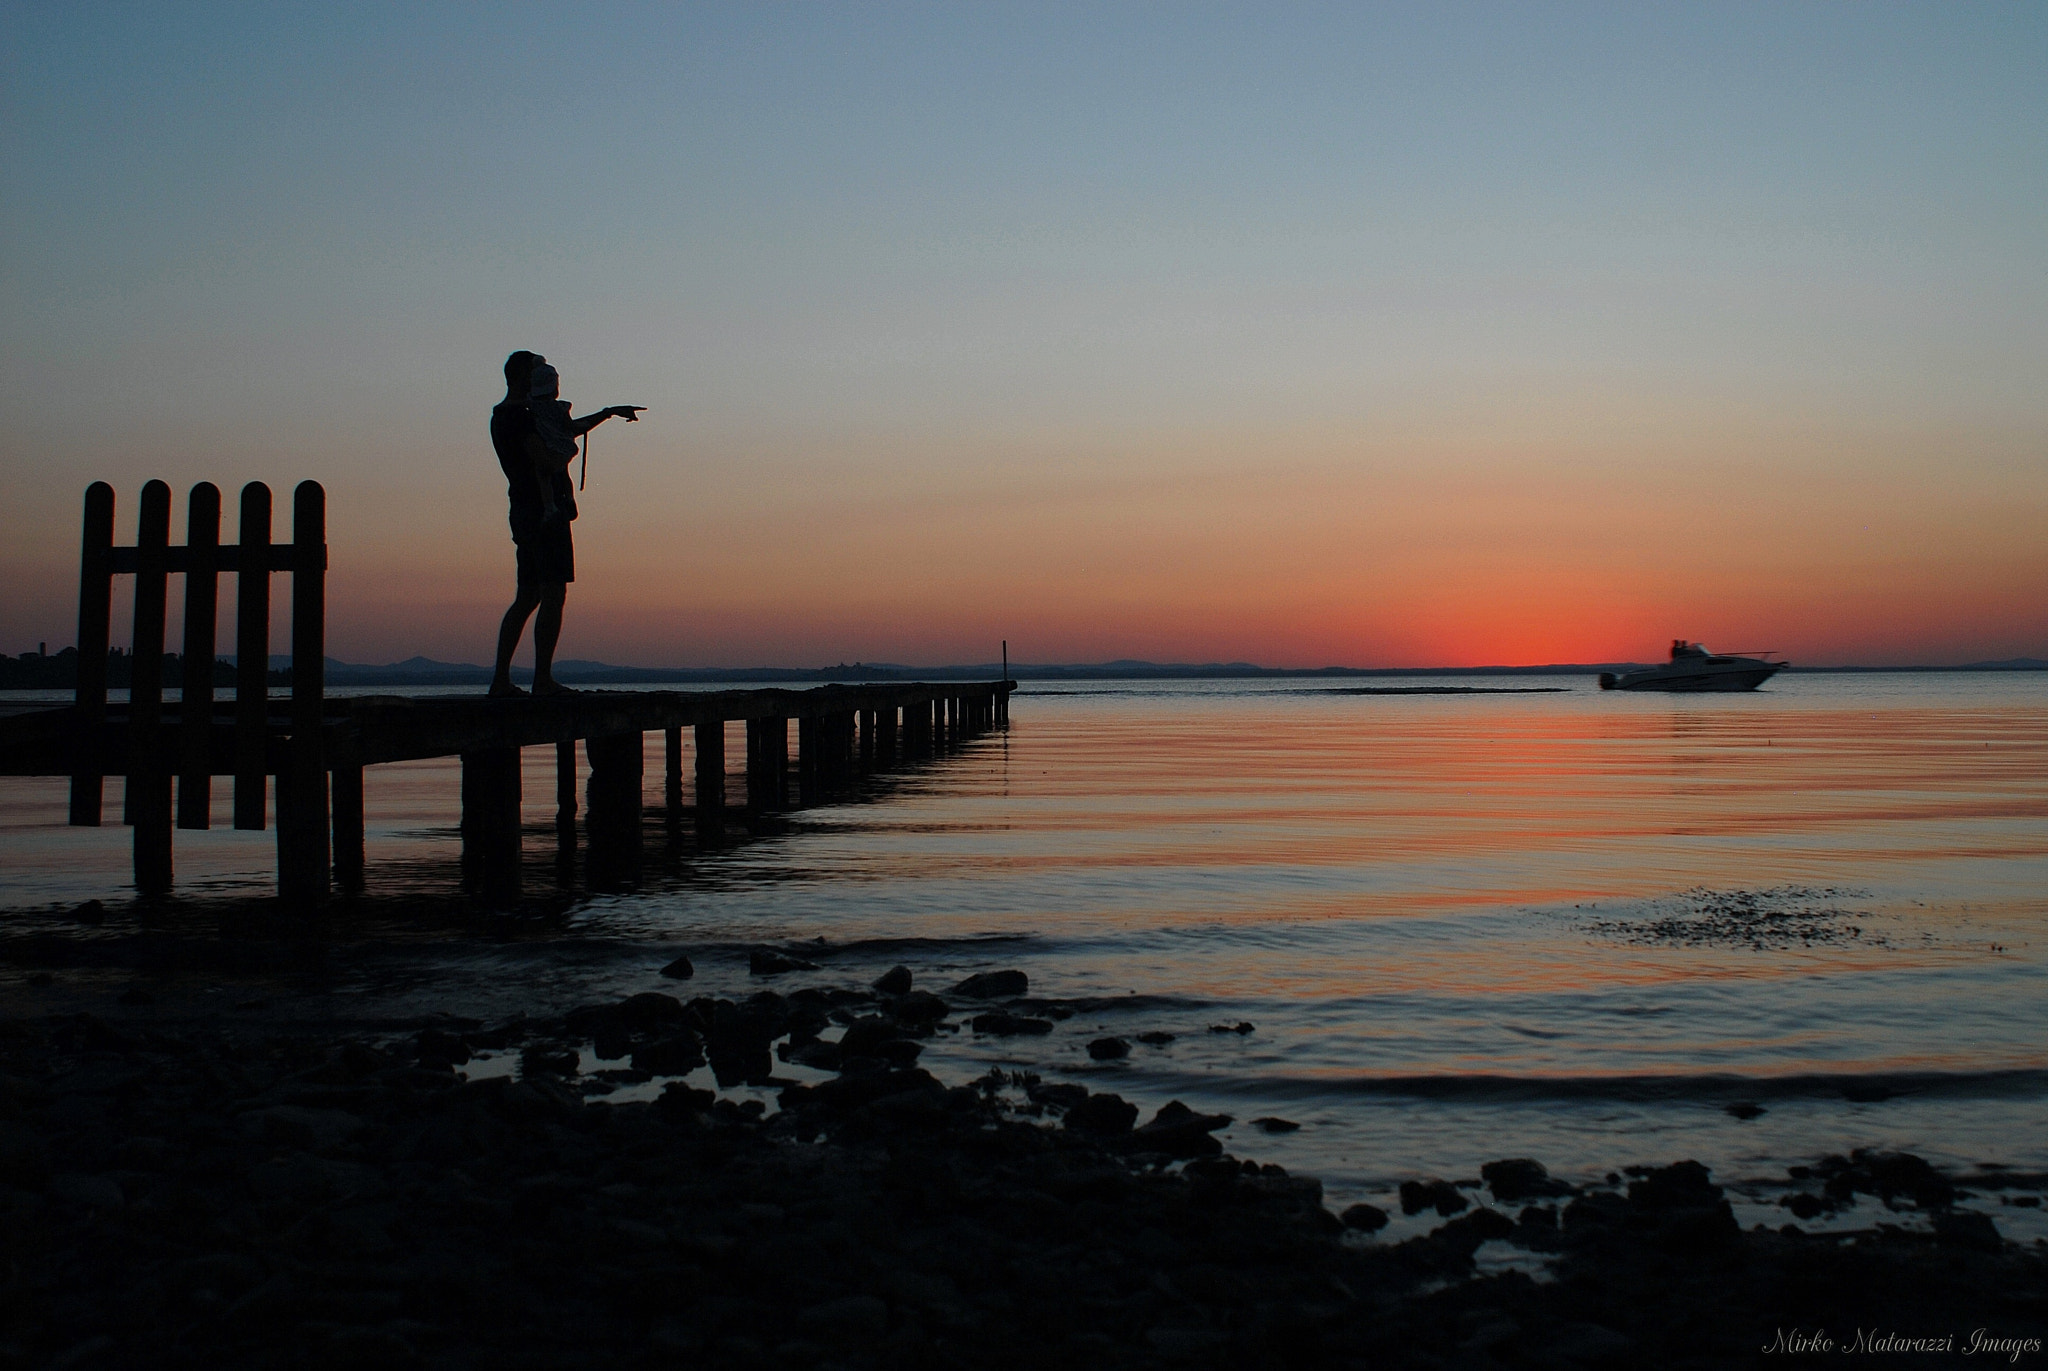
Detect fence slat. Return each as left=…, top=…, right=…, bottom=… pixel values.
left=131, top=480, right=173, bottom=893
left=233, top=483, right=271, bottom=830
left=69, top=484, right=115, bottom=826
left=178, top=482, right=220, bottom=829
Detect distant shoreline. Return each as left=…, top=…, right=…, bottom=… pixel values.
left=2, top=651, right=2043, bottom=691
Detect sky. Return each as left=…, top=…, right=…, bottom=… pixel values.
left=2, top=2, right=2044, bottom=669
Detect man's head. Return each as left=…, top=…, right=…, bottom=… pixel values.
left=503, top=350, right=543, bottom=396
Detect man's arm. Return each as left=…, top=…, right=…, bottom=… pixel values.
left=569, top=406, right=643, bottom=437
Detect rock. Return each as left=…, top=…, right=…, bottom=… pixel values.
left=520, top=1045, right=579, bottom=1078
left=889, top=990, right=950, bottom=1025
left=73, top=899, right=105, bottom=925
left=1136, top=1031, right=1175, bottom=1046
left=797, top=1294, right=889, bottom=1340
left=1340, top=1203, right=1388, bottom=1231
left=750, top=949, right=820, bottom=975
left=1208, top=1022, right=1255, bottom=1035
left=1627, top=1160, right=1721, bottom=1211
left=971, top=1012, right=1052, bottom=1036
left=1399, top=1180, right=1468, bottom=1217
left=591, top=1023, right=632, bottom=1061
left=1780, top=1192, right=1829, bottom=1220
left=239, top=1106, right=366, bottom=1151
left=659, top=955, right=695, bottom=980
left=616, top=992, right=689, bottom=1032
left=117, top=987, right=152, bottom=1006
left=1933, top=1209, right=2003, bottom=1252
left=1128, top=1101, right=1232, bottom=1159
left=1818, top=1149, right=1956, bottom=1209
left=787, top=1040, right=843, bottom=1072
left=0, top=1122, right=51, bottom=1185
left=631, top=1036, right=705, bottom=1077
left=1087, top=1037, right=1129, bottom=1060
left=1725, top=1100, right=1766, bottom=1120
left=952, top=970, right=1028, bottom=999
left=417, top=1027, right=471, bottom=1067
left=1251, top=1117, right=1300, bottom=1133
left=1562, top=1191, right=1628, bottom=1232
left=47, top=1172, right=125, bottom=1209
left=1431, top=1206, right=1515, bottom=1255
left=1064, top=1092, right=1140, bottom=1136
left=1548, top=1323, right=1634, bottom=1366
left=315, top=1325, right=420, bottom=1371
left=248, top=1155, right=387, bottom=1206
left=874, top=965, right=913, bottom=996
left=1480, top=1158, right=1573, bottom=1202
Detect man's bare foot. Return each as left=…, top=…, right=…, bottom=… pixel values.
left=533, top=681, right=579, bottom=697
left=488, top=680, right=529, bottom=698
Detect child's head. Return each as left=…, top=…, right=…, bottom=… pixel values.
left=529, top=361, right=561, bottom=401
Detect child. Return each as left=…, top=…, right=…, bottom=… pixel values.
left=526, top=361, right=579, bottom=524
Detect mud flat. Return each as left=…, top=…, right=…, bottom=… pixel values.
left=3, top=969, right=2045, bottom=1370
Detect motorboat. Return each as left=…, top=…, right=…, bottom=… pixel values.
left=1598, top=640, right=1786, bottom=692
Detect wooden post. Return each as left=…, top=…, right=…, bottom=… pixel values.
left=461, top=747, right=521, bottom=904
left=178, top=482, right=220, bottom=829
left=69, top=483, right=115, bottom=826
left=664, top=726, right=683, bottom=822
left=694, top=718, right=724, bottom=839
left=233, top=483, right=271, bottom=830
left=746, top=717, right=787, bottom=814
left=796, top=715, right=819, bottom=806
left=585, top=731, right=643, bottom=888
left=876, top=703, right=898, bottom=766
left=278, top=481, right=328, bottom=904
left=130, top=481, right=173, bottom=894
left=554, top=739, right=577, bottom=879
left=331, top=740, right=365, bottom=893
left=858, top=707, right=876, bottom=771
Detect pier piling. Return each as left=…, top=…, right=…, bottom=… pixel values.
left=585, top=731, right=643, bottom=889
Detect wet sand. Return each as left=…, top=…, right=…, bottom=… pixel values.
left=4, top=965, right=2045, bottom=1370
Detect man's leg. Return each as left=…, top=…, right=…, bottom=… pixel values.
left=492, top=585, right=544, bottom=695
left=532, top=582, right=567, bottom=693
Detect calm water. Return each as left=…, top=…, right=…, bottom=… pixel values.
left=5, top=672, right=2047, bottom=1237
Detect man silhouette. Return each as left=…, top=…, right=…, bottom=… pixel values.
left=488, top=351, right=638, bottom=696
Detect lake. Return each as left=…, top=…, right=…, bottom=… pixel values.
left=4, top=671, right=2046, bottom=1238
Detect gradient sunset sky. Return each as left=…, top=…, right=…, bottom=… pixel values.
left=3, top=4, right=2043, bottom=668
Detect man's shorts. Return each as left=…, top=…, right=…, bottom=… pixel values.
left=514, top=519, right=575, bottom=587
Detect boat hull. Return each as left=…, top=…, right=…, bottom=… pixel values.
left=1609, top=666, right=1781, bottom=692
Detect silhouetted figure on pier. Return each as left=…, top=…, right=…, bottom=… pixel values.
left=488, top=351, right=640, bottom=697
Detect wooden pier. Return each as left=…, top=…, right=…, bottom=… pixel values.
left=0, top=481, right=1014, bottom=906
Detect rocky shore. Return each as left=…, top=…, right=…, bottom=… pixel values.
left=3, top=965, right=2045, bottom=1370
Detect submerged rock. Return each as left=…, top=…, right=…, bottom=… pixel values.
left=971, top=1012, right=1052, bottom=1037
left=1086, top=1037, right=1130, bottom=1060
left=1480, top=1158, right=1573, bottom=1203
left=659, top=955, right=695, bottom=980
left=1399, top=1180, right=1468, bottom=1217
left=1340, top=1203, right=1389, bottom=1232
left=953, top=969, right=1029, bottom=999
